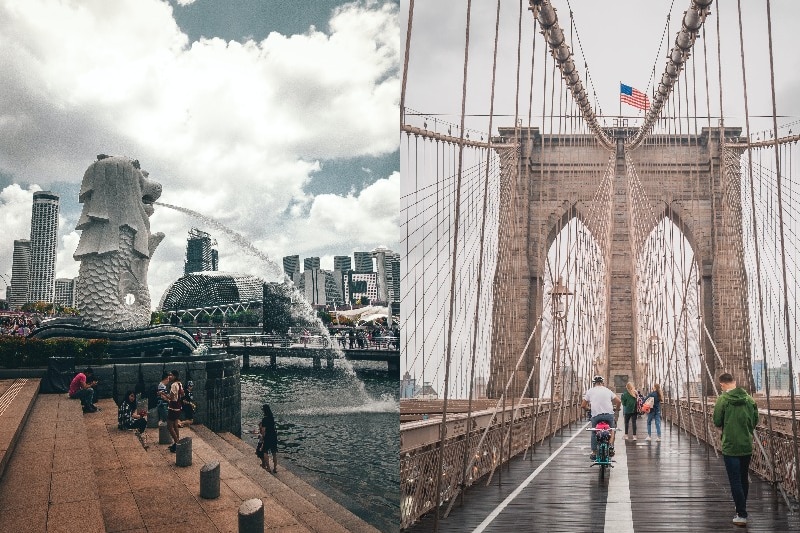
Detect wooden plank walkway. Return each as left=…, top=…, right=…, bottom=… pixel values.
left=407, top=419, right=800, bottom=532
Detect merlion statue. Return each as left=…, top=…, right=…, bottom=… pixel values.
left=74, top=155, right=164, bottom=330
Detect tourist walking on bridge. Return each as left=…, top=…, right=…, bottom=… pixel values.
left=713, top=373, right=758, bottom=527
left=581, top=375, right=621, bottom=461
left=645, top=383, right=664, bottom=441
left=620, top=382, right=639, bottom=440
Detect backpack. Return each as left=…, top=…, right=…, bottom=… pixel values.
left=642, top=396, right=655, bottom=413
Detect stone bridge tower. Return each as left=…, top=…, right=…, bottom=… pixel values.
left=487, top=126, right=752, bottom=398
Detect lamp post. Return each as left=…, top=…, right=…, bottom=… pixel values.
left=648, top=333, right=659, bottom=389
left=549, top=277, right=573, bottom=401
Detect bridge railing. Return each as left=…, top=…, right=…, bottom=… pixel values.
left=400, top=398, right=582, bottom=529
left=663, top=399, right=799, bottom=503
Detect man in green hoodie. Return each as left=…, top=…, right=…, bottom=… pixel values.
left=713, top=372, right=759, bottom=527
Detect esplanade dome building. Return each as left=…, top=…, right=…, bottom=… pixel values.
left=158, top=272, right=266, bottom=319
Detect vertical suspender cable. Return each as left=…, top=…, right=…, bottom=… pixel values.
left=456, top=0, right=503, bottom=512
left=433, top=1, right=472, bottom=528
left=764, top=0, right=800, bottom=500
left=735, top=0, right=776, bottom=484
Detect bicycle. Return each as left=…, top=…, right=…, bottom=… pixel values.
left=587, top=422, right=617, bottom=479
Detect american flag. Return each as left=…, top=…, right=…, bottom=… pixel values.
left=620, top=83, right=649, bottom=111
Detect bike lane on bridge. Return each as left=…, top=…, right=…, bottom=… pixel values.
left=407, top=420, right=799, bottom=532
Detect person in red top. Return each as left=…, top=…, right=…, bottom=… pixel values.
left=69, top=367, right=100, bottom=413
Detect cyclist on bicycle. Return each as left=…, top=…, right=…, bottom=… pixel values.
left=581, top=375, right=621, bottom=461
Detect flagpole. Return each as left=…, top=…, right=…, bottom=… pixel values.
left=619, top=81, right=622, bottom=120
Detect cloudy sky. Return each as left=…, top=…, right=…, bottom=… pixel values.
left=400, top=0, right=800, bottom=394
left=0, top=0, right=400, bottom=306
left=402, top=0, right=800, bottom=137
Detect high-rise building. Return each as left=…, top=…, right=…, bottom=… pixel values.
left=353, top=251, right=373, bottom=273
left=54, top=277, right=77, bottom=308
left=390, top=258, right=401, bottom=304
left=345, top=271, right=378, bottom=304
left=295, top=269, right=343, bottom=306
left=9, top=239, right=31, bottom=310
left=184, top=228, right=218, bottom=274
left=333, top=255, right=352, bottom=272
left=283, top=255, right=300, bottom=278
left=372, top=246, right=401, bottom=304
left=372, top=246, right=389, bottom=302
left=303, top=257, right=320, bottom=271
left=28, top=191, right=59, bottom=304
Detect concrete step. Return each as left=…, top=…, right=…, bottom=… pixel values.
left=85, top=398, right=317, bottom=532
left=0, top=378, right=42, bottom=481
left=0, top=392, right=105, bottom=532
left=217, top=431, right=381, bottom=533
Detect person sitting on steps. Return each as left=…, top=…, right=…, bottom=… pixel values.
left=117, top=390, right=148, bottom=449
left=69, top=367, right=100, bottom=413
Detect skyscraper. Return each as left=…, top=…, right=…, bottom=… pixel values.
left=303, top=256, right=320, bottom=271
left=283, top=255, right=300, bottom=278
left=9, top=239, right=31, bottom=310
left=333, top=255, right=352, bottom=272
left=27, top=191, right=59, bottom=304
left=353, top=251, right=373, bottom=273
left=185, top=228, right=218, bottom=274
left=372, top=246, right=400, bottom=304
left=54, top=277, right=77, bottom=308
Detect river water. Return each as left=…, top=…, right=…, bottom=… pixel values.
left=239, top=357, right=399, bottom=532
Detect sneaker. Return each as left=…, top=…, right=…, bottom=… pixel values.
left=732, top=515, right=747, bottom=526
left=622, top=435, right=628, bottom=440
left=83, top=405, right=98, bottom=413
left=656, top=437, right=661, bottom=442
left=609, top=446, right=615, bottom=457
left=632, top=436, right=637, bottom=441
left=590, top=453, right=597, bottom=461
left=645, top=436, right=651, bottom=441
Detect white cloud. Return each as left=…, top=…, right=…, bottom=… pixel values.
left=302, top=171, right=400, bottom=246
left=0, top=0, right=400, bottom=307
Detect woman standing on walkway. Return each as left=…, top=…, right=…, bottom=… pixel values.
left=645, top=383, right=664, bottom=441
left=621, top=382, right=639, bottom=440
left=258, top=404, right=278, bottom=473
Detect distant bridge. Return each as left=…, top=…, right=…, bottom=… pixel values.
left=223, top=345, right=400, bottom=373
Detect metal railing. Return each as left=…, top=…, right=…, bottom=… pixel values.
left=663, top=399, right=800, bottom=505
left=400, top=399, right=582, bottom=529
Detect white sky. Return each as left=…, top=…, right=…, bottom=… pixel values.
left=0, top=0, right=400, bottom=306
left=402, top=0, right=800, bottom=135
left=399, top=0, right=800, bottom=396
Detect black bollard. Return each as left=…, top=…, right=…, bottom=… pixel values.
left=200, top=461, right=220, bottom=499
left=238, top=498, right=264, bottom=533
left=158, top=423, right=171, bottom=444
left=176, top=436, right=192, bottom=467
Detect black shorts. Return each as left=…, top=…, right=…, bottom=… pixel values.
left=167, top=409, right=181, bottom=421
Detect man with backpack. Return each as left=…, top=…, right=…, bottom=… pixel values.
left=581, top=375, right=621, bottom=461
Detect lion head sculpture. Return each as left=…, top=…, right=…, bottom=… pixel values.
left=74, top=155, right=165, bottom=330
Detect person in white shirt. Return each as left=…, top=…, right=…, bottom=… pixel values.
left=581, top=375, right=621, bottom=461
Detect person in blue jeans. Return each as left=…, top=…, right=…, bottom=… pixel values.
left=581, top=375, right=621, bottom=461
left=645, top=383, right=664, bottom=441
left=713, top=372, right=758, bottom=527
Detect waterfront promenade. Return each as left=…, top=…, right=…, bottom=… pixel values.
left=0, top=378, right=381, bottom=532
